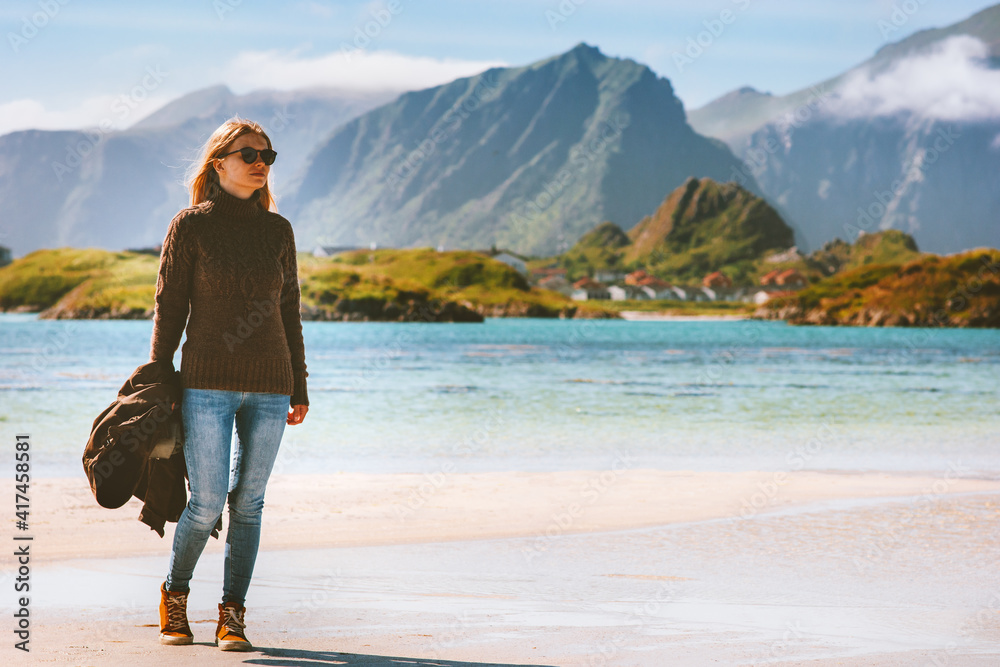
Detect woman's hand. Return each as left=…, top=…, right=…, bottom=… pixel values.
left=287, top=404, right=308, bottom=425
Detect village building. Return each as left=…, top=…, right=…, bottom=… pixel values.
left=634, top=276, right=674, bottom=300
left=760, top=269, right=782, bottom=286
left=702, top=271, right=733, bottom=288
left=531, top=266, right=567, bottom=283
left=607, top=284, right=650, bottom=301
left=775, top=268, right=808, bottom=288
left=538, top=275, right=573, bottom=297
left=571, top=277, right=610, bottom=301
left=625, top=269, right=650, bottom=286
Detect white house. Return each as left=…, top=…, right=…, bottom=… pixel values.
left=701, top=286, right=745, bottom=301
left=667, top=285, right=710, bottom=302
left=639, top=285, right=676, bottom=300
left=754, top=289, right=795, bottom=305
left=571, top=278, right=611, bottom=301
left=607, top=285, right=650, bottom=301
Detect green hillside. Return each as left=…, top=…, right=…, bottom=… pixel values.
left=300, top=248, right=608, bottom=319
left=0, top=248, right=159, bottom=318
left=756, top=248, right=1000, bottom=327
left=805, top=230, right=923, bottom=276
left=0, top=247, right=614, bottom=321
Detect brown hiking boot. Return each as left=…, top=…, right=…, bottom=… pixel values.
left=159, top=582, right=194, bottom=645
left=216, top=601, right=252, bottom=651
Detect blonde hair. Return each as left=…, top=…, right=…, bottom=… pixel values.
left=187, top=116, right=276, bottom=211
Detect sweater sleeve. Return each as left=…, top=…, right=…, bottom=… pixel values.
left=280, top=221, right=309, bottom=406
left=150, top=212, right=194, bottom=366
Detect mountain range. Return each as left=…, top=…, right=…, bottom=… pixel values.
left=0, top=44, right=753, bottom=259
left=285, top=43, right=753, bottom=256
left=688, top=4, right=1000, bottom=254
left=1, top=4, right=999, bottom=260
left=0, top=86, right=396, bottom=258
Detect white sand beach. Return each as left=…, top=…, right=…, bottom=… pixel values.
left=618, top=311, right=749, bottom=321
left=4, top=469, right=1000, bottom=666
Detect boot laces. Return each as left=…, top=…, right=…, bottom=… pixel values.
left=165, top=591, right=189, bottom=629
left=221, top=605, right=247, bottom=633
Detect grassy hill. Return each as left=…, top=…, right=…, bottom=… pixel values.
left=299, top=248, right=612, bottom=320
left=0, top=248, right=159, bottom=318
left=0, top=247, right=615, bottom=321
left=625, top=177, right=793, bottom=283
left=801, top=230, right=923, bottom=276
left=551, top=177, right=795, bottom=283
left=756, top=248, right=1000, bottom=327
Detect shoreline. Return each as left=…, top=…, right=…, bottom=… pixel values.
left=618, top=310, right=749, bottom=321
left=22, top=468, right=1000, bottom=563
left=13, top=468, right=1000, bottom=666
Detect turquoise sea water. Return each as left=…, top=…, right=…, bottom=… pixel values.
left=1, top=313, right=998, bottom=476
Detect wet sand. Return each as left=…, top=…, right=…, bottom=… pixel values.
left=5, top=470, right=1000, bottom=665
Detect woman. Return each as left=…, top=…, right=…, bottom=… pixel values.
left=149, top=117, right=309, bottom=651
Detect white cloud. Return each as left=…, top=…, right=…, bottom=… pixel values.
left=0, top=48, right=504, bottom=136
left=0, top=94, right=171, bottom=137
left=223, top=48, right=507, bottom=93
left=828, top=35, right=1000, bottom=121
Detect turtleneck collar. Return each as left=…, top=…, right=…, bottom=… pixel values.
left=208, top=187, right=265, bottom=219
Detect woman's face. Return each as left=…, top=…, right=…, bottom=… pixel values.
left=214, top=132, right=271, bottom=200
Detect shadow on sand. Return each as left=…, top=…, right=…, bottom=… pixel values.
left=244, top=646, right=556, bottom=667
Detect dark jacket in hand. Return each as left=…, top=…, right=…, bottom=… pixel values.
left=83, top=360, right=220, bottom=538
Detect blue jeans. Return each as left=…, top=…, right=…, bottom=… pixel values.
left=165, top=388, right=289, bottom=606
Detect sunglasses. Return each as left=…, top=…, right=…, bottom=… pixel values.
left=218, top=147, right=277, bottom=165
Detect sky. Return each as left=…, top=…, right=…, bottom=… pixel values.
left=0, top=0, right=997, bottom=136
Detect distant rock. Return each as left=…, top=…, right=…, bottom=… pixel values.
left=554, top=177, right=795, bottom=285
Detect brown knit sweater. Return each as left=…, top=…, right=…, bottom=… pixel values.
left=149, top=188, right=308, bottom=406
